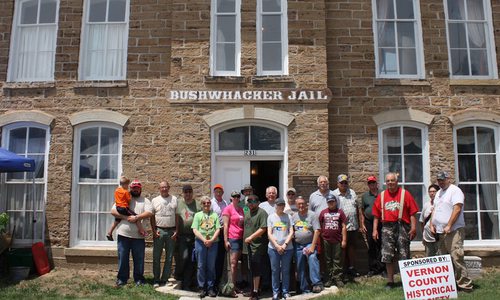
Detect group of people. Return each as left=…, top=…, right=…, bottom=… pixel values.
left=108, top=170, right=474, bottom=299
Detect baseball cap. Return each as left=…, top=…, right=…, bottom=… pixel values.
left=182, top=184, right=193, bottom=192
left=367, top=176, right=377, bottom=183
left=437, top=171, right=450, bottom=180
left=276, top=198, right=286, bottom=205
left=326, top=194, right=337, bottom=202
left=287, top=187, right=296, bottom=194
left=337, top=174, right=348, bottom=183
left=241, top=184, right=253, bottom=193
left=130, top=179, right=142, bottom=188
left=230, top=190, right=241, bottom=197
left=213, top=184, right=224, bottom=191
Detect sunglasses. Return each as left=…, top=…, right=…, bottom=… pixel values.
left=202, top=202, right=211, bottom=205
left=287, top=192, right=295, bottom=195
left=232, top=195, right=241, bottom=198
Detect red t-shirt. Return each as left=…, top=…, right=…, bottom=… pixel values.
left=319, top=208, right=347, bottom=243
left=372, top=187, right=419, bottom=224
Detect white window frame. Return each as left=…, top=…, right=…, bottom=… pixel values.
left=7, top=0, right=60, bottom=82
left=371, top=0, right=425, bottom=79
left=0, top=122, right=50, bottom=247
left=453, top=122, right=500, bottom=246
left=256, top=0, right=288, bottom=76
left=210, top=0, right=241, bottom=76
left=70, top=122, right=123, bottom=247
left=78, top=0, right=130, bottom=80
left=443, top=0, right=498, bottom=79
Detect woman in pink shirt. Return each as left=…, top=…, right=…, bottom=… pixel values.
left=222, top=190, right=245, bottom=296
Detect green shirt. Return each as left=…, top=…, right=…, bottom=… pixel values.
left=191, top=210, right=221, bottom=241
left=243, top=207, right=268, bottom=255
left=361, top=190, right=380, bottom=220
left=176, top=198, right=201, bottom=237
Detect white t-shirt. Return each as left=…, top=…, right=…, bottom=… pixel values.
left=115, top=196, right=152, bottom=239
left=151, top=194, right=177, bottom=228
left=432, top=184, right=465, bottom=233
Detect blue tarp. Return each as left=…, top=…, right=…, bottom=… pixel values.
left=0, top=147, right=35, bottom=173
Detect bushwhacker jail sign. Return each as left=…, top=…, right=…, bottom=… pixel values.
left=399, top=255, right=457, bottom=300
left=169, top=90, right=330, bottom=102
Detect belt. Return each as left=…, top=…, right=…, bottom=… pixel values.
left=157, top=226, right=176, bottom=230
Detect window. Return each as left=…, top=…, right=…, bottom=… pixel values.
left=79, top=0, right=129, bottom=80
left=455, top=125, right=500, bottom=241
left=8, top=0, right=59, bottom=82
left=210, top=0, right=241, bottom=76
left=444, top=0, right=497, bottom=78
left=218, top=125, right=282, bottom=151
left=1, top=123, right=49, bottom=246
left=372, top=0, right=425, bottom=78
left=257, top=0, right=288, bottom=75
left=71, top=124, right=121, bottom=245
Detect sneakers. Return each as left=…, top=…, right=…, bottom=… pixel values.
left=135, top=280, right=145, bottom=286
left=385, top=282, right=395, bottom=290
left=348, top=267, right=360, bottom=277
left=115, top=280, right=126, bottom=287
left=248, top=291, right=259, bottom=300
left=312, top=284, right=323, bottom=293
left=324, top=280, right=332, bottom=288
left=283, top=293, right=292, bottom=299
left=207, top=289, right=217, bottom=297
left=272, top=294, right=280, bottom=300
left=153, top=282, right=160, bottom=288
left=199, top=288, right=207, bottom=298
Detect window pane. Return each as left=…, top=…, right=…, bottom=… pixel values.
left=450, top=49, right=469, bottom=75
left=216, top=43, right=235, bottom=71
left=9, top=128, right=27, bottom=154
left=397, top=22, right=415, bottom=47
left=31, top=154, right=45, bottom=178
left=479, top=184, right=497, bottom=210
left=262, top=42, right=282, bottom=71
left=403, top=184, right=423, bottom=210
left=378, top=22, right=395, bottom=47
left=6, top=184, right=26, bottom=210
left=217, top=16, right=236, bottom=42
left=40, top=0, right=57, bottom=23
left=79, top=185, right=98, bottom=211
left=396, top=0, right=414, bottom=19
left=262, top=15, right=281, bottom=42
left=481, top=212, right=499, bottom=239
left=251, top=126, right=281, bottom=150
left=382, top=127, right=401, bottom=154
left=467, top=0, right=484, bottom=20
left=100, top=127, right=119, bottom=154
left=99, top=185, right=115, bottom=211
left=449, top=23, right=467, bottom=48
left=78, top=213, right=96, bottom=240
left=464, top=212, right=479, bottom=239
left=89, top=0, right=107, bottom=22
left=21, top=0, right=38, bottom=24
left=399, top=49, right=417, bottom=74
left=458, top=154, right=476, bottom=181
left=219, top=127, right=248, bottom=150
left=80, top=155, right=97, bottom=179
left=467, top=24, right=486, bottom=48
left=470, top=50, right=488, bottom=76
left=457, top=127, right=475, bottom=153
left=477, top=127, right=495, bottom=153
left=377, top=0, right=394, bottom=19
left=478, top=155, right=497, bottom=181
left=99, top=155, right=118, bottom=179
left=80, top=127, right=99, bottom=154
left=98, top=212, right=113, bottom=240
left=383, top=154, right=402, bottom=176
left=108, top=0, right=126, bottom=22
left=217, top=0, right=235, bottom=12
left=379, top=48, right=397, bottom=74
left=403, top=127, right=421, bottom=153
left=28, top=127, right=46, bottom=153
left=447, top=0, right=466, bottom=20
left=404, top=155, right=423, bottom=182
left=460, top=184, right=477, bottom=210
left=262, top=0, right=281, bottom=12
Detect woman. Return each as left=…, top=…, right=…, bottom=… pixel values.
left=222, top=190, right=245, bottom=296
left=192, top=196, right=221, bottom=298
left=420, top=184, right=440, bottom=257
left=267, top=198, right=294, bottom=300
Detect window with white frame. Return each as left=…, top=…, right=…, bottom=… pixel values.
left=444, top=0, right=497, bottom=78
left=210, top=0, right=241, bottom=76
left=372, top=0, right=425, bottom=78
left=1, top=123, right=49, bottom=245
left=8, top=0, right=59, bottom=82
left=71, top=124, right=121, bottom=245
left=379, top=124, right=429, bottom=239
left=257, top=0, right=288, bottom=75
left=455, top=124, right=500, bottom=241
left=217, top=125, right=282, bottom=151
left=79, top=0, right=129, bottom=80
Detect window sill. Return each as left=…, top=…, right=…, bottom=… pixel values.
left=449, top=79, right=500, bottom=86
left=74, top=80, right=128, bottom=88
left=2, top=81, right=56, bottom=89
left=251, top=75, right=296, bottom=88
left=374, top=79, right=430, bottom=86
left=204, top=76, right=246, bottom=84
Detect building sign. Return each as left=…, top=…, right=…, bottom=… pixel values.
left=399, top=255, right=457, bottom=300
left=169, top=89, right=330, bottom=102
left=292, top=175, right=318, bottom=198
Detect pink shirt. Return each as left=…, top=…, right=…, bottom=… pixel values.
left=222, top=203, right=244, bottom=239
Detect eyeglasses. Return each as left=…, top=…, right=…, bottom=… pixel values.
left=287, top=192, right=295, bottom=195
left=232, top=195, right=241, bottom=198
left=202, top=202, right=211, bottom=205
left=247, top=200, right=259, bottom=204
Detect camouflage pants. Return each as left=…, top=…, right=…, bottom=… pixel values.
left=380, top=222, right=410, bottom=263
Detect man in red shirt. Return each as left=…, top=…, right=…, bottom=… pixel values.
left=372, top=172, right=418, bottom=289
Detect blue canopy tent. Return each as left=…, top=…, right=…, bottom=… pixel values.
left=0, top=147, right=37, bottom=243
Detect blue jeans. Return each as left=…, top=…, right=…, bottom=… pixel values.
left=268, top=247, right=293, bottom=295
left=195, top=239, right=218, bottom=290
left=153, top=227, right=176, bottom=283
left=295, top=243, right=322, bottom=292
left=117, top=235, right=145, bottom=284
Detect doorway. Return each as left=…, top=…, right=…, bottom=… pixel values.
left=251, top=161, right=281, bottom=202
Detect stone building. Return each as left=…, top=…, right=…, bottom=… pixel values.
left=0, top=0, right=499, bottom=265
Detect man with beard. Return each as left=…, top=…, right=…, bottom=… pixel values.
left=111, top=179, right=153, bottom=287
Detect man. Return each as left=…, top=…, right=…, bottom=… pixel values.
left=211, top=184, right=228, bottom=290
left=359, top=176, right=385, bottom=276
left=372, top=172, right=418, bottom=289
left=243, top=195, right=268, bottom=300
left=241, top=184, right=254, bottom=201
left=430, top=171, right=473, bottom=292
left=292, top=196, right=323, bottom=294
left=333, top=174, right=360, bottom=278
left=150, top=180, right=178, bottom=288
left=284, top=187, right=298, bottom=215
left=174, top=184, right=200, bottom=290
left=111, top=180, right=152, bottom=287
left=309, top=175, right=334, bottom=214
left=259, top=186, right=278, bottom=216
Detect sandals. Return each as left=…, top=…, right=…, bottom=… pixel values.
left=106, top=234, right=114, bottom=241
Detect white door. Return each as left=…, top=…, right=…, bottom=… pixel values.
left=215, top=160, right=250, bottom=197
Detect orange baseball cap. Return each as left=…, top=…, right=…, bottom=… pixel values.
left=213, top=184, right=224, bottom=191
